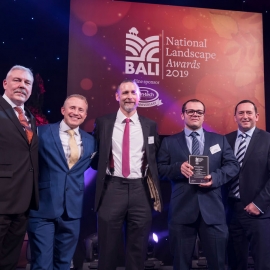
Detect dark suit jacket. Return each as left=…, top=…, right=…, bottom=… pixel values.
left=158, top=130, right=239, bottom=225
left=29, top=122, right=96, bottom=219
left=226, top=128, right=270, bottom=217
left=92, top=113, right=162, bottom=212
left=0, top=96, right=39, bottom=214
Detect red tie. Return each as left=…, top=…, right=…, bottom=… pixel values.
left=122, top=118, right=130, bottom=178
left=14, top=107, right=33, bottom=144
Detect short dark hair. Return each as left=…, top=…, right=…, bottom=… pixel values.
left=234, top=100, right=257, bottom=115
left=182, top=99, right=205, bottom=113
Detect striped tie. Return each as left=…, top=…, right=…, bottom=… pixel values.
left=231, top=133, right=247, bottom=198
left=190, top=132, right=200, bottom=155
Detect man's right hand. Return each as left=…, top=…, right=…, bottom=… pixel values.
left=181, top=161, right=194, bottom=178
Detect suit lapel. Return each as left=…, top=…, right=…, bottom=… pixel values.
left=0, top=96, right=28, bottom=143
left=227, top=131, right=237, bottom=151
left=241, top=128, right=259, bottom=169
left=78, top=129, right=93, bottom=162
left=203, top=131, right=211, bottom=156
left=139, top=116, right=149, bottom=150
left=50, top=123, right=67, bottom=166
left=103, top=114, right=116, bottom=158
left=177, top=131, right=190, bottom=157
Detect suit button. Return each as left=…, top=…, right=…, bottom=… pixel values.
left=29, top=168, right=33, bottom=172
left=66, top=187, right=69, bottom=191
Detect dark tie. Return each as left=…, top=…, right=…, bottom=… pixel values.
left=14, top=107, right=33, bottom=144
left=67, top=129, right=79, bottom=169
left=231, top=133, right=247, bottom=198
left=190, top=132, right=200, bottom=155
left=122, top=118, right=130, bottom=178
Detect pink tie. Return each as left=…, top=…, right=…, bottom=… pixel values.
left=122, top=118, right=130, bottom=178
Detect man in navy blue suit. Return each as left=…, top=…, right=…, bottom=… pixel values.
left=157, top=99, right=239, bottom=270
left=226, top=100, right=270, bottom=270
left=27, top=94, right=96, bottom=270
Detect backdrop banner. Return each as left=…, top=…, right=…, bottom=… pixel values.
left=68, top=0, right=265, bottom=134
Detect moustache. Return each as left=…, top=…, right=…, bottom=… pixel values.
left=14, top=89, right=27, bottom=96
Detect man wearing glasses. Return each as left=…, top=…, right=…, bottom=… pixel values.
left=157, top=99, right=239, bottom=270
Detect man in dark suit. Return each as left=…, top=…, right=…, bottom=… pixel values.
left=157, top=99, right=239, bottom=270
left=225, top=100, right=270, bottom=270
left=27, top=94, right=96, bottom=269
left=0, top=65, right=39, bottom=270
left=93, top=79, right=162, bottom=270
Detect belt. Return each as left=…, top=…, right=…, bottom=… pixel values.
left=105, top=175, right=145, bottom=183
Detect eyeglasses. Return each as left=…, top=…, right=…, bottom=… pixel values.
left=185, top=110, right=205, bottom=116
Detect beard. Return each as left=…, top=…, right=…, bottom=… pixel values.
left=123, top=102, right=137, bottom=113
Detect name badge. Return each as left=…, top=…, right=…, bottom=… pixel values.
left=148, top=136, right=154, bottom=144
left=210, top=144, right=221, bottom=154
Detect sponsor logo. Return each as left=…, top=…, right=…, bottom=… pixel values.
left=125, top=27, right=160, bottom=76
left=138, top=87, right=163, bottom=108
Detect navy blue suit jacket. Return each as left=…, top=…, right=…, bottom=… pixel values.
left=29, top=122, right=96, bottom=219
left=226, top=128, right=270, bottom=217
left=157, top=130, right=239, bottom=225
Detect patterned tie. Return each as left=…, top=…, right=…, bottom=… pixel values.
left=190, top=132, right=200, bottom=155
left=14, top=107, right=33, bottom=144
left=67, top=129, right=79, bottom=169
left=231, top=133, right=247, bottom=198
left=122, top=118, right=130, bottom=178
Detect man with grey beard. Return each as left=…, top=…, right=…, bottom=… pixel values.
left=0, top=65, right=39, bottom=269
left=92, top=79, right=162, bottom=270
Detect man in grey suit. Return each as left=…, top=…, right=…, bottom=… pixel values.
left=157, top=99, right=239, bottom=270
left=93, top=79, right=162, bottom=270
left=226, top=100, right=270, bottom=270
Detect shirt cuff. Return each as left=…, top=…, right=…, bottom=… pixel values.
left=252, top=202, right=264, bottom=214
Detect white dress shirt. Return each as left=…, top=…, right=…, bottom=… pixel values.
left=109, top=109, right=145, bottom=178
left=3, top=93, right=30, bottom=124
left=59, top=120, right=83, bottom=164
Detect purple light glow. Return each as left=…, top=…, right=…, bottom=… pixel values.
left=84, top=167, right=97, bottom=187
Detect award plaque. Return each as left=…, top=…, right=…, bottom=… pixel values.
left=189, top=155, right=209, bottom=184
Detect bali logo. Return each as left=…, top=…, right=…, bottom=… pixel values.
left=138, top=87, right=163, bottom=108
left=125, top=27, right=160, bottom=76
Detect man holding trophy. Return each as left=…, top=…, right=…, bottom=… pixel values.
left=157, top=99, right=239, bottom=270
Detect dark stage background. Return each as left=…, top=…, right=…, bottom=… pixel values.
left=1, top=0, right=269, bottom=266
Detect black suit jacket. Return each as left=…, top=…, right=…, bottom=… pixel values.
left=92, top=112, right=162, bottom=212
left=226, top=128, right=270, bottom=217
left=0, top=96, right=39, bottom=214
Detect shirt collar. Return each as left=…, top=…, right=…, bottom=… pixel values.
left=116, top=109, right=139, bottom=124
left=184, top=127, right=204, bottom=137
left=3, top=94, right=25, bottom=110
left=60, top=120, right=80, bottom=135
left=237, top=126, right=255, bottom=138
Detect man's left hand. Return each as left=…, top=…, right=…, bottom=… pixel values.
left=244, top=203, right=260, bottom=216
left=199, top=175, right=212, bottom=188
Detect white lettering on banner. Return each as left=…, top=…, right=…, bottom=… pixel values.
left=125, top=27, right=160, bottom=76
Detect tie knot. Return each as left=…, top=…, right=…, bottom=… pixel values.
left=239, top=133, right=247, bottom=139
left=125, top=118, right=130, bottom=124
left=14, top=106, right=23, bottom=114
left=190, top=132, right=199, bottom=138
left=67, top=129, right=75, bottom=137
